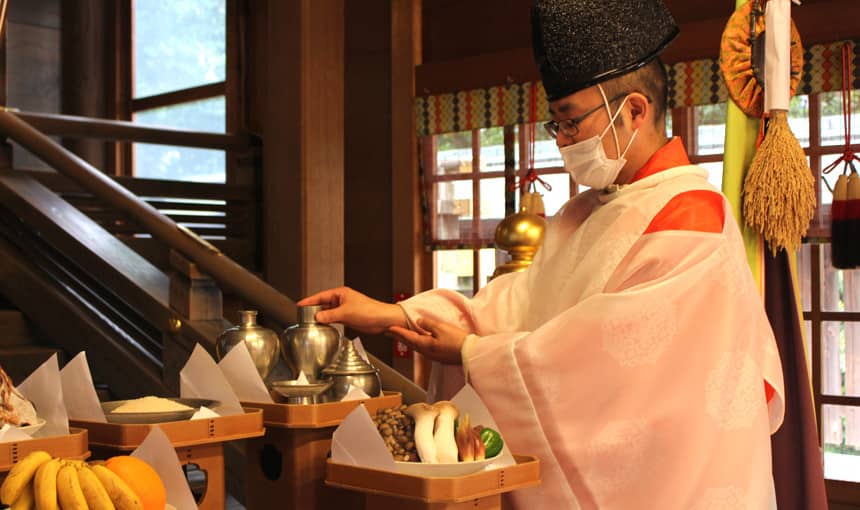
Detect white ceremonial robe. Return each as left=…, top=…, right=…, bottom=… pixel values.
left=401, top=165, right=785, bottom=509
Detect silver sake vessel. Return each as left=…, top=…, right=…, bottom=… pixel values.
left=280, top=305, right=341, bottom=381
left=322, top=338, right=381, bottom=400
left=215, top=310, right=280, bottom=380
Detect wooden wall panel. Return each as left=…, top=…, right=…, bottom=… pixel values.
left=417, top=0, right=860, bottom=96
left=6, top=0, right=60, bottom=171
left=344, top=0, right=393, bottom=364
left=61, top=0, right=109, bottom=171
left=258, top=0, right=345, bottom=300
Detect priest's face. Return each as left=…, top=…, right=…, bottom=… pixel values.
left=548, top=86, right=631, bottom=158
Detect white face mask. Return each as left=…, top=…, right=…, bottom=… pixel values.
left=559, top=86, right=638, bottom=189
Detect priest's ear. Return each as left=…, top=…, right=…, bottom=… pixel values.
left=626, top=92, right=652, bottom=131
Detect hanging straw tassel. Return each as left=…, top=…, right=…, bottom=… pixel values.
left=742, top=110, right=816, bottom=254
left=741, top=0, right=814, bottom=255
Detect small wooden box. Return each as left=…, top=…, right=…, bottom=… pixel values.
left=244, top=392, right=402, bottom=510
left=325, top=454, right=541, bottom=510
left=70, top=409, right=264, bottom=510
left=0, top=428, right=90, bottom=483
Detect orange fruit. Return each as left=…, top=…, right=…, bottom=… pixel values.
left=104, top=456, right=167, bottom=510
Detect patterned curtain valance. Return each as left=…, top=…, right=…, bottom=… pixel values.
left=416, top=39, right=860, bottom=137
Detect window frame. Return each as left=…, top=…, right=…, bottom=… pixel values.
left=422, top=124, right=572, bottom=296
left=115, top=0, right=237, bottom=181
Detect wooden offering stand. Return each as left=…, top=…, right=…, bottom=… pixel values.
left=326, top=455, right=541, bottom=510
left=70, top=409, right=264, bottom=510
left=243, top=391, right=402, bottom=510
left=0, top=428, right=90, bottom=483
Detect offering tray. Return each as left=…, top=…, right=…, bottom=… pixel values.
left=244, top=391, right=401, bottom=429
left=70, top=409, right=264, bottom=510
left=70, top=407, right=263, bottom=450
left=101, top=398, right=219, bottom=424
left=326, top=454, right=541, bottom=509
left=0, top=427, right=90, bottom=475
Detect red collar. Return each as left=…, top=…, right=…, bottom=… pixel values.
left=630, top=137, right=690, bottom=183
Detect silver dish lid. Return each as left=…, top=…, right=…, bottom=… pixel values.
left=323, top=339, right=378, bottom=375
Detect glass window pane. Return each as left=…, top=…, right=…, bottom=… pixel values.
left=804, top=320, right=812, bottom=372
left=134, top=145, right=225, bottom=182
left=820, top=90, right=860, bottom=146
left=820, top=244, right=860, bottom=312
left=436, top=131, right=473, bottom=175
left=698, top=161, right=723, bottom=190
left=821, top=321, right=860, bottom=398
left=477, top=248, right=500, bottom=290
left=434, top=181, right=473, bottom=240
left=134, top=0, right=226, bottom=98
left=822, top=404, right=860, bottom=482
left=533, top=123, right=563, bottom=169
left=821, top=154, right=845, bottom=206
left=434, top=249, right=474, bottom=297
left=133, top=97, right=226, bottom=182
left=479, top=127, right=505, bottom=173
left=479, top=178, right=504, bottom=239
left=134, top=96, right=226, bottom=133
left=788, top=95, right=810, bottom=148
left=694, top=103, right=726, bottom=155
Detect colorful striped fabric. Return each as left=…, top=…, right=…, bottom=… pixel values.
left=416, top=39, right=860, bottom=137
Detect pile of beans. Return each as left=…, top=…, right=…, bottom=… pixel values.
left=372, top=405, right=419, bottom=462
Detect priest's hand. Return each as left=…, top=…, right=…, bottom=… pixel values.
left=297, top=287, right=406, bottom=334
left=386, top=317, right=467, bottom=365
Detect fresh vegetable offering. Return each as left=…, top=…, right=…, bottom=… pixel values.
left=371, top=401, right=504, bottom=464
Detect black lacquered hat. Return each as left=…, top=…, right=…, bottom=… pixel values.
left=532, top=0, right=680, bottom=101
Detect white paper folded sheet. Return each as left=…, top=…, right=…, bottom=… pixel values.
left=180, top=344, right=244, bottom=416
left=17, top=354, right=69, bottom=437
left=217, top=342, right=273, bottom=403
left=60, top=352, right=107, bottom=422
left=132, top=427, right=197, bottom=510
left=0, top=424, right=33, bottom=443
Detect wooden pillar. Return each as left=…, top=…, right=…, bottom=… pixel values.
left=262, top=0, right=344, bottom=300
left=391, top=0, right=424, bottom=379
left=61, top=0, right=108, bottom=171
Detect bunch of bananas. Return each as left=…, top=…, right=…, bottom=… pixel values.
left=0, top=451, right=145, bottom=510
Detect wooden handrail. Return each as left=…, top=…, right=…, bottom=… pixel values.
left=0, top=110, right=427, bottom=403
left=0, top=110, right=292, bottom=323
left=13, top=110, right=253, bottom=151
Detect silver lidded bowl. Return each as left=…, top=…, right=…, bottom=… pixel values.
left=322, top=338, right=381, bottom=400
left=280, top=305, right=341, bottom=381
left=215, top=310, right=280, bottom=380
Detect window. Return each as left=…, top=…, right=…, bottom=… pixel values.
left=424, top=125, right=570, bottom=296
left=798, top=90, right=860, bottom=491
left=130, top=0, right=227, bottom=182
left=683, top=90, right=860, bottom=491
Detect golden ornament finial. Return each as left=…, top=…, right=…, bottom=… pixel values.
left=491, top=192, right=547, bottom=279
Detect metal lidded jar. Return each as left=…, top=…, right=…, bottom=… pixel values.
left=322, top=338, right=381, bottom=400
left=280, top=305, right=341, bottom=381
left=215, top=310, right=280, bottom=380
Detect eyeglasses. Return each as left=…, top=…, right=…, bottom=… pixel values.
left=543, top=92, right=629, bottom=140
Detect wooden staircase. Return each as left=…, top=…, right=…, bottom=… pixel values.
left=0, top=306, right=65, bottom=384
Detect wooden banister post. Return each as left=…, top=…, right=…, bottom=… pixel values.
left=168, top=249, right=223, bottom=321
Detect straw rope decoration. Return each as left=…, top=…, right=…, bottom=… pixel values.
left=742, top=0, right=815, bottom=255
